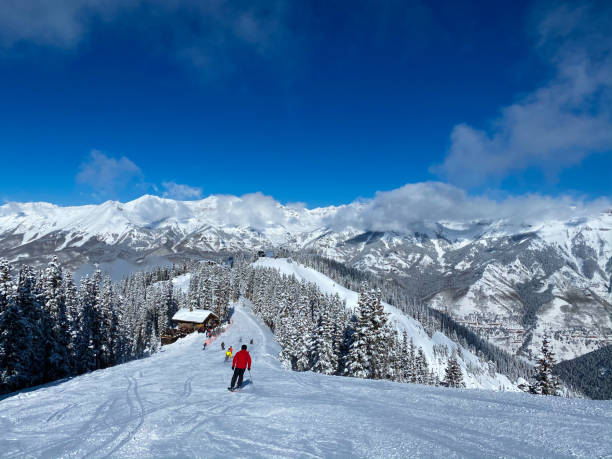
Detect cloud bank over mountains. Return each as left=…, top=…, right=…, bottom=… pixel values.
left=189, top=183, right=611, bottom=232
left=5, top=183, right=609, bottom=234
left=326, top=182, right=611, bottom=232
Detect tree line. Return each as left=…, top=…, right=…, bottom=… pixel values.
left=0, top=257, right=234, bottom=395
left=1, top=253, right=568, bottom=397
left=292, top=252, right=533, bottom=381
left=238, top=264, right=464, bottom=388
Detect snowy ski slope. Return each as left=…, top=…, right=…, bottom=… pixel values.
left=0, top=300, right=609, bottom=459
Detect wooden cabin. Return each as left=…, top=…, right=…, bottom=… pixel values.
left=171, top=308, right=219, bottom=331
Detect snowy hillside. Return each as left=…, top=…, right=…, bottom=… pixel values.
left=1, top=300, right=609, bottom=459
left=0, top=194, right=610, bottom=363
left=254, top=257, right=516, bottom=391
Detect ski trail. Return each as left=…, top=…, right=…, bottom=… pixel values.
left=45, top=402, right=77, bottom=423
left=102, top=374, right=146, bottom=458
left=0, top=299, right=609, bottom=459
left=182, top=375, right=194, bottom=398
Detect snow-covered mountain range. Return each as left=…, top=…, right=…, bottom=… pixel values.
left=1, top=194, right=610, bottom=363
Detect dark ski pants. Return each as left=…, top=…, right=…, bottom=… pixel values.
left=231, top=368, right=246, bottom=388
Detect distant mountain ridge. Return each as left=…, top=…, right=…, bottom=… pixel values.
left=1, top=194, right=610, bottom=363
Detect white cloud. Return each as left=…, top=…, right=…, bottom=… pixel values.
left=432, top=2, right=611, bottom=187
left=76, top=150, right=143, bottom=199
left=151, top=182, right=611, bottom=232
left=212, top=192, right=286, bottom=230
left=193, top=183, right=610, bottom=233
left=327, top=182, right=611, bottom=231
left=161, top=181, right=202, bottom=200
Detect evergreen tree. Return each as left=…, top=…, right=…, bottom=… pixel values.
left=312, top=307, right=338, bottom=375
left=443, top=355, right=464, bottom=388
left=407, top=338, right=417, bottom=383
left=0, top=267, right=38, bottom=392
left=20, top=266, right=47, bottom=386
left=415, top=347, right=429, bottom=384
left=98, top=276, right=117, bottom=369
left=0, top=258, right=10, bottom=314
left=76, top=273, right=102, bottom=372
left=42, top=257, right=71, bottom=381
left=62, top=271, right=80, bottom=373
left=530, top=335, right=560, bottom=396
left=345, top=287, right=373, bottom=378
left=369, top=289, right=392, bottom=380
left=0, top=258, right=12, bottom=383
left=398, top=331, right=412, bottom=382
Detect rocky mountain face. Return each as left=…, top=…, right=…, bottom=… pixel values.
left=1, top=194, right=610, bottom=362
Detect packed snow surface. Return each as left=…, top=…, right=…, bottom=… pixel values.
left=1, top=300, right=609, bottom=459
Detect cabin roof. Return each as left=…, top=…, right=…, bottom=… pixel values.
left=171, top=308, right=217, bottom=323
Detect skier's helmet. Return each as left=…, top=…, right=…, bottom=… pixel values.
left=242, top=344, right=247, bottom=350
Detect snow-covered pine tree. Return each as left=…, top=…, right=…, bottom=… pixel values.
left=42, top=257, right=71, bottom=381
left=407, top=338, right=417, bottom=383
left=345, top=286, right=373, bottom=379
left=148, top=326, right=160, bottom=355
left=428, top=369, right=440, bottom=386
left=21, top=266, right=47, bottom=386
left=62, top=271, right=80, bottom=373
left=201, top=273, right=214, bottom=311
left=369, top=288, right=392, bottom=380
left=187, top=273, right=200, bottom=310
left=0, top=258, right=12, bottom=379
left=415, top=347, right=429, bottom=384
left=77, top=274, right=98, bottom=371
left=397, top=330, right=411, bottom=382
left=0, top=266, right=39, bottom=392
left=312, top=306, right=338, bottom=375
left=295, top=315, right=314, bottom=372
left=530, top=335, right=560, bottom=396
left=0, top=258, right=10, bottom=313
left=443, top=354, right=464, bottom=388
left=98, top=275, right=118, bottom=369
left=386, top=331, right=402, bottom=381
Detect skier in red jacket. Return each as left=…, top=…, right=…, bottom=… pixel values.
left=229, top=344, right=251, bottom=390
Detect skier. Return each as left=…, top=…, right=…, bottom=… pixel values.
left=229, top=344, right=251, bottom=391
left=202, top=342, right=207, bottom=350
left=250, top=338, right=253, bottom=345
left=225, top=346, right=233, bottom=362
left=221, top=341, right=225, bottom=350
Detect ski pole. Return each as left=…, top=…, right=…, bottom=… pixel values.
left=248, top=369, right=253, bottom=383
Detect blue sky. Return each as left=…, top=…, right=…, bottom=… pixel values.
left=0, top=0, right=610, bottom=208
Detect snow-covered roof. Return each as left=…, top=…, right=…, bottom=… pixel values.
left=171, top=308, right=217, bottom=323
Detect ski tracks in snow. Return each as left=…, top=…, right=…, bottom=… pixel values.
left=182, top=375, right=194, bottom=398
left=0, top=299, right=610, bottom=459
left=96, top=374, right=146, bottom=459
